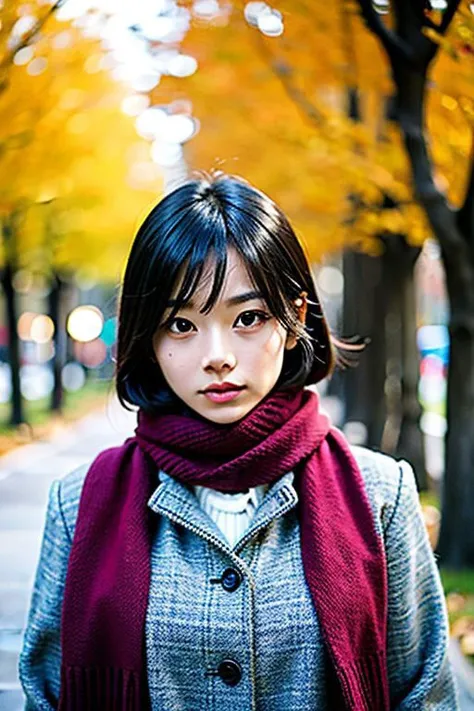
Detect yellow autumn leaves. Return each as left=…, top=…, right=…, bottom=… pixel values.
left=0, top=3, right=163, bottom=283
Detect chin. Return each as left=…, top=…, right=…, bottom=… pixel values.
left=200, top=405, right=251, bottom=425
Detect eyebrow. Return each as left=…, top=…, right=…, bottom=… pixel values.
left=166, top=290, right=264, bottom=309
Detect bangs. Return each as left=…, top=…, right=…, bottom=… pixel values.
left=155, top=199, right=228, bottom=324
left=161, top=232, right=296, bottom=336
left=159, top=183, right=299, bottom=334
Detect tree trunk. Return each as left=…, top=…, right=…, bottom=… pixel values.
left=437, top=314, right=474, bottom=565
left=355, top=0, right=470, bottom=562
left=49, top=272, right=68, bottom=412
left=2, top=216, right=24, bottom=426
left=381, top=234, right=427, bottom=489
left=397, top=267, right=427, bottom=489
left=379, top=244, right=402, bottom=457
left=342, top=249, right=387, bottom=447
left=394, top=66, right=474, bottom=561
left=342, top=237, right=426, bottom=487
left=380, top=235, right=426, bottom=488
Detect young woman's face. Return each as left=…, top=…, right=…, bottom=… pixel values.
left=152, top=248, right=297, bottom=424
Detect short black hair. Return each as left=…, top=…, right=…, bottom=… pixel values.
left=115, top=172, right=335, bottom=414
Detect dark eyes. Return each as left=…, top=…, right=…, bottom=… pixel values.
left=167, top=310, right=271, bottom=335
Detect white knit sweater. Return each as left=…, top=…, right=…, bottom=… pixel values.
left=193, top=484, right=269, bottom=547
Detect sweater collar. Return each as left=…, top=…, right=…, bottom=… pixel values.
left=193, top=481, right=269, bottom=513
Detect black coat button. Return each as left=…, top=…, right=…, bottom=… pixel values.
left=217, top=659, right=242, bottom=687
left=221, top=567, right=242, bottom=592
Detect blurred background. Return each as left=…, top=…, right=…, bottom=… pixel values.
left=1, top=0, right=474, bottom=707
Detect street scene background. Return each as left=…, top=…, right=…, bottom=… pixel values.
left=1, top=0, right=474, bottom=708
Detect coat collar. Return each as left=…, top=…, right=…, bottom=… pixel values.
left=147, top=470, right=298, bottom=553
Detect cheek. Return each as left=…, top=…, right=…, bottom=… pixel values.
left=255, top=326, right=286, bottom=360
left=154, top=337, right=189, bottom=376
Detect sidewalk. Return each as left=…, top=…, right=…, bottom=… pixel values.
left=0, top=395, right=134, bottom=710
left=0, top=396, right=473, bottom=710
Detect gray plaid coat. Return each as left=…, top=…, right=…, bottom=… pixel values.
left=19, top=446, right=459, bottom=709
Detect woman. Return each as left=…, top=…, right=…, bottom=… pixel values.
left=20, top=172, right=458, bottom=710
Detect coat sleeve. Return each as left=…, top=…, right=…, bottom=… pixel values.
left=19, top=480, right=71, bottom=710
left=384, top=458, right=460, bottom=709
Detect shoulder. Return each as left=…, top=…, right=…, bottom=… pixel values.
left=56, top=461, right=91, bottom=540
left=348, top=444, right=411, bottom=535
left=350, top=444, right=402, bottom=493
left=57, top=442, right=139, bottom=539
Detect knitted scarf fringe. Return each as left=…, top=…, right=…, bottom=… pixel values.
left=337, top=650, right=390, bottom=710
left=58, top=665, right=144, bottom=711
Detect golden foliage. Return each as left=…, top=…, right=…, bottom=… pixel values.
left=148, top=0, right=474, bottom=259
left=2, top=0, right=473, bottom=270
left=0, top=3, right=163, bottom=281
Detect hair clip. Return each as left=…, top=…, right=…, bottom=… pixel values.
left=294, top=291, right=308, bottom=309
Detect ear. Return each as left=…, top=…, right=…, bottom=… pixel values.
left=285, top=331, right=299, bottom=351
left=285, top=291, right=308, bottom=351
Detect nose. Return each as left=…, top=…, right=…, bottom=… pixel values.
left=201, top=327, right=236, bottom=374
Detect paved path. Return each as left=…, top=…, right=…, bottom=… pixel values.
left=0, top=396, right=473, bottom=710
left=0, top=396, right=134, bottom=710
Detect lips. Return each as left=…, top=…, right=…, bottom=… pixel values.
left=202, top=384, right=245, bottom=393
left=202, top=387, right=246, bottom=403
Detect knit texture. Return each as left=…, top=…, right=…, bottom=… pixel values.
left=58, top=387, right=389, bottom=710
left=193, top=484, right=268, bottom=547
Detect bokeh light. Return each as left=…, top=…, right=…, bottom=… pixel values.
left=62, top=362, right=87, bottom=391
left=35, top=341, right=56, bottom=364
left=13, top=46, right=34, bottom=65
left=18, top=312, right=38, bottom=341
left=73, top=338, right=107, bottom=367
left=416, top=324, right=449, bottom=364
left=20, top=365, right=55, bottom=401
left=67, top=305, right=104, bottom=343
left=167, top=54, right=198, bottom=78
left=0, top=363, right=12, bottom=404
left=121, top=94, right=150, bottom=116
left=30, top=315, right=55, bottom=344
left=13, top=270, right=34, bottom=294
left=100, top=317, right=117, bottom=347
left=318, top=266, right=344, bottom=296
left=151, top=141, right=183, bottom=166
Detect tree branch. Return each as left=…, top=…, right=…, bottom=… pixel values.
left=411, top=1, right=440, bottom=31
left=339, top=0, right=359, bottom=89
left=0, top=0, right=65, bottom=72
left=394, top=71, right=474, bottom=307
left=252, top=30, right=325, bottom=127
left=439, top=0, right=462, bottom=33
left=397, top=0, right=460, bottom=34
left=412, top=0, right=462, bottom=34
left=456, top=129, right=474, bottom=250
left=356, top=0, right=414, bottom=64
left=393, top=0, right=423, bottom=32
left=390, top=0, right=442, bottom=67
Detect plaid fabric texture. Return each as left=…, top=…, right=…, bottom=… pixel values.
left=19, top=446, right=459, bottom=710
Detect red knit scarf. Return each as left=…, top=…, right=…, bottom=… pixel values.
left=59, top=387, right=389, bottom=710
